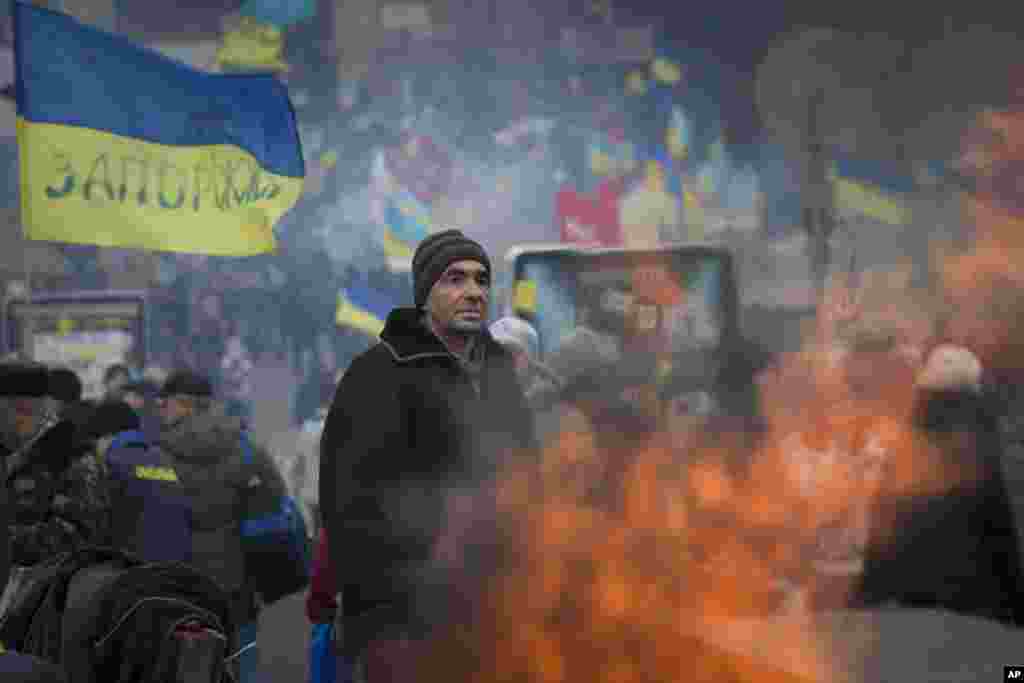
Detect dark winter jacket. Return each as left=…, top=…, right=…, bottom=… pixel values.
left=320, top=308, right=537, bottom=650
left=856, top=386, right=1024, bottom=626
left=3, top=414, right=112, bottom=568
left=159, top=411, right=286, bottom=613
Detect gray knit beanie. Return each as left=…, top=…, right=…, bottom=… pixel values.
left=412, top=229, right=491, bottom=309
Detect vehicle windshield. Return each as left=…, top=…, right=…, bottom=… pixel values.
left=509, top=247, right=733, bottom=360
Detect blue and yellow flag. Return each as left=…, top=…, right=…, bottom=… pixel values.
left=13, top=2, right=304, bottom=256
left=666, top=105, right=690, bottom=160
left=830, top=158, right=914, bottom=225
left=335, top=284, right=395, bottom=338
left=382, top=188, right=432, bottom=259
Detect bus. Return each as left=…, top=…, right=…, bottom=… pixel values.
left=499, top=242, right=745, bottom=418
left=501, top=243, right=741, bottom=354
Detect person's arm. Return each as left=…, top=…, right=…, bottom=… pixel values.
left=50, top=446, right=115, bottom=553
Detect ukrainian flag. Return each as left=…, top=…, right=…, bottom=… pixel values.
left=830, top=158, right=914, bottom=225
left=666, top=105, right=691, bottom=161
left=13, top=2, right=304, bottom=256
left=382, top=188, right=432, bottom=259
left=335, top=284, right=394, bottom=338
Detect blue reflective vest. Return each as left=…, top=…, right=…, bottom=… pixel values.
left=104, top=430, right=191, bottom=564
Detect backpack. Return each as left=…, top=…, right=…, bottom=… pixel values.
left=238, top=431, right=312, bottom=605
left=104, top=431, right=191, bottom=564
left=0, top=547, right=233, bottom=683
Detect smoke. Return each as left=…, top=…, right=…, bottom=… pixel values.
left=390, top=94, right=1024, bottom=675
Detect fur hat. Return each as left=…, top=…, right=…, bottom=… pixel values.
left=412, top=229, right=490, bottom=309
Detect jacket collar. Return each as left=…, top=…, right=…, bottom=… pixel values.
left=379, top=307, right=504, bottom=364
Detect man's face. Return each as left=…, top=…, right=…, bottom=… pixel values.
left=157, top=395, right=191, bottom=426
left=425, top=260, right=490, bottom=336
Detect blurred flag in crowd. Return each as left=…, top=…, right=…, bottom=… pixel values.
left=625, top=70, right=649, bottom=97
left=666, top=105, right=691, bottom=160
left=682, top=183, right=706, bottom=240
left=556, top=177, right=623, bottom=247
left=651, top=51, right=683, bottom=86
left=587, top=130, right=635, bottom=180
left=699, top=134, right=730, bottom=197
left=382, top=187, right=433, bottom=259
left=239, top=0, right=316, bottom=27
left=12, top=2, right=304, bottom=256
left=216, top=15, right=289, bottom=73
left=383, top=133, right=453, bottom=204
left=335, top=283, right=394, bottom=338
left=620, top=157, right=680, bottom=248
left=367, top=144, right=439, bottom=265
left=829, top=157, right=914, bottom=225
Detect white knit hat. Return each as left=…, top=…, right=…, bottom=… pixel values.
left=489, top=316, right=540, bottom=363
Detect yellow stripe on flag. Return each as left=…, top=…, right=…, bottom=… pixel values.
left=335, top=293, right=386, bottom=338
left=832, top=177, right=911, bottom=225
left=17, top=119, right=303, bottom=255
left=382, top=228, right=414, bottom=260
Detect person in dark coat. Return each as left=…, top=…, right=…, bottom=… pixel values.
left=320, top=230, right=538, bottom=682
left=0, top=362, right=111, bottom=572
left=0, top=369, right=69, bottom=682
left=856, top=344, right=1024, bottom=626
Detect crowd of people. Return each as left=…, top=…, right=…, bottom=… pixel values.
left=0, top=357, right=294, bottom=682
left=312, top=230, right=1024, bottom=681
left=1, top=223, right=1024, bottom=681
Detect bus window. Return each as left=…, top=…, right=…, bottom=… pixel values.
left=507, top=246, right=738, bottom=362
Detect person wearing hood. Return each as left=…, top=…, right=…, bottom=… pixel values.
left=855, top=343, right=1024, bottom=627
left=320, top=229, right=538, bottom=682
left=156, top=369, right=287, bottom=683
left=488, top=316, right=561, bottom=411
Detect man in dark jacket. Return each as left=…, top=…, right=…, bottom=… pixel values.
left=856, top=344, right=1024, bottom=627
left=0, top=361, right=111, bottom=575
left=156, top=369, right=288, bottom=683
left=320, top=229, right=538, bottom=682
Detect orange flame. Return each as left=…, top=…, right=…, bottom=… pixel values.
left=411, top=104, right=1024, bottom=681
